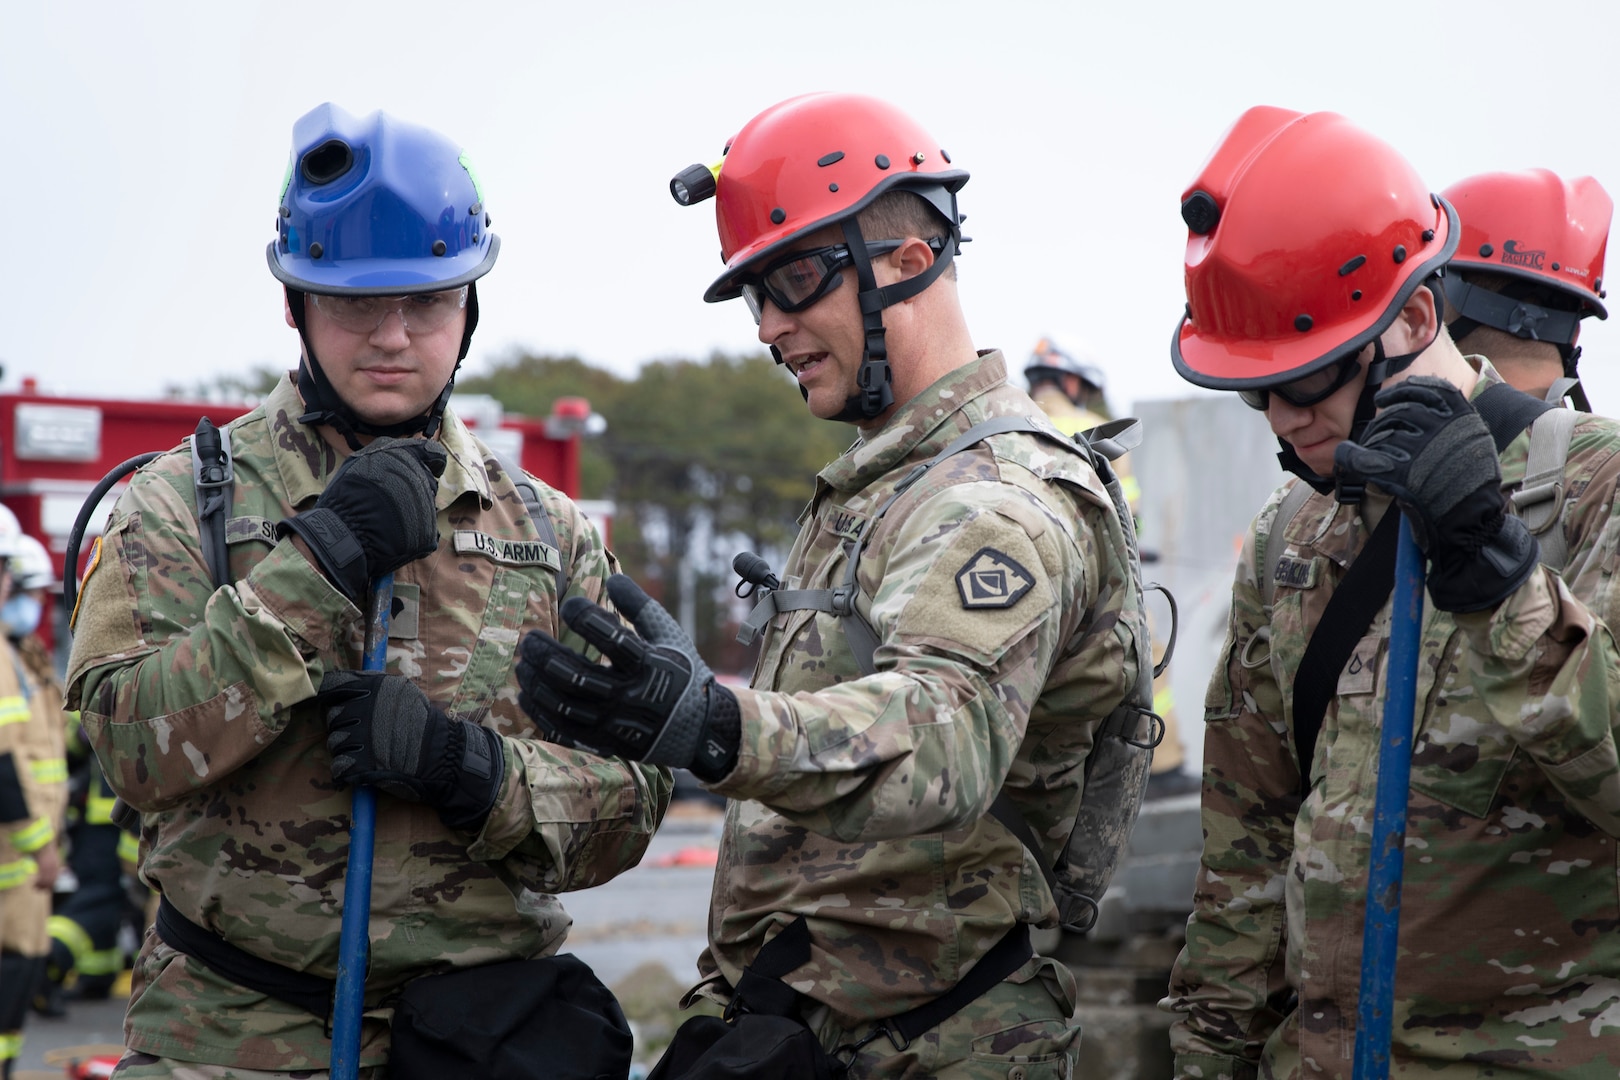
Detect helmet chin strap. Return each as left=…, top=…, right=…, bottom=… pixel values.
left=825, top=216, right=957, bottom=423
left=1275, top=328, right=1436, bottom=500
left=285, top=286, right=481, bottom=449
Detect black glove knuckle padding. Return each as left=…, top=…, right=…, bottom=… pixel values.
left=1334, top=375, right=1538, bottom=613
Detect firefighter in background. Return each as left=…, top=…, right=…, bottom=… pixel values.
left=32, top=528, right=142, bottom=1019
left=1440, top=170, right=1610, bottom=409
left=0, top=518, right=64, bottom=1080
left=1026, top=338, right=1194, bottom=798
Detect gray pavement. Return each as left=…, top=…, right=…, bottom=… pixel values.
left=17, top=805, right=722, bottom=1076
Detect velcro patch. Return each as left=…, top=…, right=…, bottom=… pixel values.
left=955, top=547, right=1035, bottom=610
left=825, top=507, right=869, bottom=542
left=226, top=516, right=278, bottom=546
left=453, top=530, right=560, bottom=570
left=1273, top=554, right=1319, bottom=590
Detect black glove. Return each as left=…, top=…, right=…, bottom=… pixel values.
left=279, top=437, right=448, bottom=602
left=315, top=670, right=504, bottom=832
left=1334, top=376, right=1538, bottom=613
left=515, top=574, right=740, bottom=782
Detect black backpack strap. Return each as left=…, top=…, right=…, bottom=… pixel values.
left=191, top=417, right=234, bottom=590
left=1288, top=380, right=1554, bottom=794
left=492, top=449, right=568, bottom=599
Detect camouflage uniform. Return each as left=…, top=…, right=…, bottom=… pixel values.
left=698, top=351, right=1144, bottom=1077
left=1165, top=358, right=1620, bottom=1077
left=65, top=375, right=671, bottom=1073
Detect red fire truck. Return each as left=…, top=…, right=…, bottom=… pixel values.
left=0, top=379, right=608, bottom=656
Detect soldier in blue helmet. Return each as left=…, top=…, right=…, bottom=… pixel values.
left=64, top=104, right=669, bottom=1079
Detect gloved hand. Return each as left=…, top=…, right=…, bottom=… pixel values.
left=315, top=670, right=504, bottom=832
left=516, top=574, right=740, bottom=782
left=1334, top=376, right=1538, bottom=613
left=279, top=437, right=447, bottom=602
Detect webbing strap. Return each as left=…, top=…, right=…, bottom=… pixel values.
left=156, top=895, right=333, bottom=1020
left=736, top=416, right=1084, bottom=667
left=493, top=450, right=568, bottom=599
left=1512, top=407, right=1578, bottom=570
left=1287, top=381, right=1552, bottom=794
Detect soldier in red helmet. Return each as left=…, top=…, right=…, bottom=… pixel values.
left=1442, top=170, right=1611, bottom=409
left=518, top=92, right=1152, bottom=1077
left=1161, top=107, right=1620, bottom=1077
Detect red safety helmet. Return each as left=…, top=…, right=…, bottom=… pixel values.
left=1172, top=106, right=1457, bottom=392
left=696, top=92, right=968, bottom=303
left=1442, top=169, right=1610, bottom=319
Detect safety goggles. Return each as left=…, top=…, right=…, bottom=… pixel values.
left=740, top=238, right=944, bottom=324
left=1238, top=349, right=1364, bottom=412
left=310, top=285, right=469, bottom=334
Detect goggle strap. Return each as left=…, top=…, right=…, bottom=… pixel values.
left=841, top=218, right=895, bottom=419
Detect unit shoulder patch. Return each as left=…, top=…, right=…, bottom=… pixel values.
left=955, top=547, right=1034, bottom=610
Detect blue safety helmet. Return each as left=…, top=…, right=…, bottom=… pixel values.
left=268, top=103, right=499, bottom=445
left=268, top=103, right=498, bottom=295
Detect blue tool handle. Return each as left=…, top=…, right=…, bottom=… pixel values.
left=1352, top=518, right=1424, bottom=1079
left=330, top=572, right=393, bottom=1080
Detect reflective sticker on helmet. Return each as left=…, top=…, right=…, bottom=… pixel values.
left=459, top=150, right=486, bottom=203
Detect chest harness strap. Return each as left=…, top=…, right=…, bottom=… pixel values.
left=1281, top=382, right=1554, bottom=795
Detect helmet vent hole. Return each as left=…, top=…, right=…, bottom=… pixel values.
left=829, top=183, right=839, bottom=193
left=1422, top=229, right=1435, bottom=242
left=1552, top=262, right=1561, bottom=271
left=1338, top=255, right=1366, bottom=277
left=301, top=139, right=355, bottom=185
left=874, top=154, right=891, bottom=170
left=1392, top=244, right=1407, bottom=263
left=817, top=151, right=845, bottom=167
left=1479, top=244, right=1494, bottom=258
left=309, top=242, right=324, bottom=259
left=770, top=208, right=786, bottom=225
left=1352, top=290, right=1363, bottom=301
left=1294, top=314, right=1313, bottom=332
left=432, top=240, right=448, bottom=256
left=941, top=149, right=952, bottom=163
left=1181, top=190, right=1220, bottom=235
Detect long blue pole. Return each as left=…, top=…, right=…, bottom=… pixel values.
left=330, top=573, right=393, bottom=1080
left=1352, top=519, right=1425, bottom=1079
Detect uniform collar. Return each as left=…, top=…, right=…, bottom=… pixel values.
left=818, top=350, right=1009, bottom=495
left=264, top=374, right=494, bottom=511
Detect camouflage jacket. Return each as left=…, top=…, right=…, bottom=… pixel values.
left=65, top=375, right=671, bottom=1071
left=701, top=351, right=1144, bottom=1021
left=1166, top=359, right=1620, bottom=1078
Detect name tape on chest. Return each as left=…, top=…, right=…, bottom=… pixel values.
left=1273, top=554, right=1320, bottom=591
left=225, top=516, right=278, bottom=546
left=453, top=530, right=560, bottom=570
left=955, top=546, right=1035, bottom=610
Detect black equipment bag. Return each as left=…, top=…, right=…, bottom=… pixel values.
left=389, top=953, right=633, bottom=1080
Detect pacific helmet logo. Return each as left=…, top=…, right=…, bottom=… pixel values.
left=1500, top=240, right=1546, bottom=270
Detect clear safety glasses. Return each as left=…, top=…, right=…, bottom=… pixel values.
left=740, top=238, right=945, bottom=324
left=1238, top=350, right=1364, bottom=412
left=310, top=285, right=469, bottom=334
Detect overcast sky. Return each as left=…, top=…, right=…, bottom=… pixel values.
left=6, top=0, right=1620, bottom=419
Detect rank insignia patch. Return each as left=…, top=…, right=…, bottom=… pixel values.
left=955, top=547, right=1035, bottom=610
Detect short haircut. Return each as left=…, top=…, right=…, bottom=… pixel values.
left=857, top=190, right=957, bottom=280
